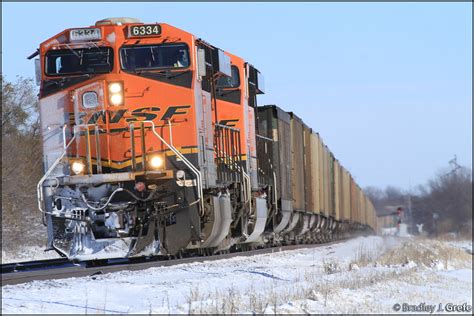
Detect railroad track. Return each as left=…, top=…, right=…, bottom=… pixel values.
left=2, top=239, right=349, bottom=286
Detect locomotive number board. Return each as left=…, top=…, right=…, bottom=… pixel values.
left=128, top=24, right=162, bottom=38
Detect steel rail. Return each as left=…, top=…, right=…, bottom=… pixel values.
left=2, top=238, right=353, bottom=286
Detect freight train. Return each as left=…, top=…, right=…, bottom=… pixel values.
left=31, top=17, right=377, bottom=260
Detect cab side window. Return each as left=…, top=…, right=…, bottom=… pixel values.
left=216, top=66, right=240, bottom=88
left=215, top=65, right=241, bottom=105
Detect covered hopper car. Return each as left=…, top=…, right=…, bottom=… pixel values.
left=31, top=17, right=376, bottom=260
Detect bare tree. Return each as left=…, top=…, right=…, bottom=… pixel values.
left=1, top=76, right=45, bottom=251
left=366, top=160, right=472, bottom=237
left=364, top=186, right=406, bottom=212
left=416, top=164, right=472, bottom=235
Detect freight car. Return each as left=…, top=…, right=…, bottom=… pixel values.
left=30, top=17, right=376, bottom=260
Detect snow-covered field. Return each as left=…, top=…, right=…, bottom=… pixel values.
left=2, top=236, right=472, bottom=314
left=2, top=247, right=60, bottom=264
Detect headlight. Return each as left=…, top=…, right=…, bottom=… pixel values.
left=108, top=82, right=122, bottom=94
left=110, top=94, right=123, bottom=106
left=108, top=82, right=123, bottom=106
left=149, top=155, right=164, bottom=170
left=70, top=160, right=86, bottom=175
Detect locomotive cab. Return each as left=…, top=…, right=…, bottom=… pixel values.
left=34, top=18, right=243, bottom=259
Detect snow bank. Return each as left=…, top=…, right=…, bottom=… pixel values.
left=2, top=247, right=60, bottom=264
left=448, top=240, right=473, bottom=255
left=2, top=236, right=472, bottom=314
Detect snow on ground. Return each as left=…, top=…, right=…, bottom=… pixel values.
left=448, top=240, right=473, bottom=255
left=2, top=236, right=472, bottom=314
left=2, top=246, right=60, bottom=264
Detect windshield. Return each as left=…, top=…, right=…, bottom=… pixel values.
left=45, top=47, right=113, bottom=76
left=120, top=43, right=190, bottom=72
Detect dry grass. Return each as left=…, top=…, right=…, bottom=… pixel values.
left=161, top=238, right=472, bottom=314
left=377, top=238, right=471, bottom=269
left=178, top=266, right=419, bottom=314
left=322, top=258, right=341, bottom=274
left=436, top=232, right=462, bottom=241
left=350, top=243, right=384, bottom=268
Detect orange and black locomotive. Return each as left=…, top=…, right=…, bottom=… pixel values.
left=32, top=18, right=376, bottom=260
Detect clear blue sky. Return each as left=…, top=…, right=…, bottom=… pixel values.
left=2, top=2, right=472, bottom=190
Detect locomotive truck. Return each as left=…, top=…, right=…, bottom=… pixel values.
left=30, top=17, right=377, bottom=260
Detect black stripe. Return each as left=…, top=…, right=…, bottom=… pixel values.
left=130, top=70, right=193, bottom=89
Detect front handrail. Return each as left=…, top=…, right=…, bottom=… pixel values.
left=141, top=120, right=204, bottom=216
left=37, top=125, right=77, bottom=214
left=38, top=121, right=204, bottom=216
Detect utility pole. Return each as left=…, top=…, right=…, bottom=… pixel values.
left=447, top=155, right=461, bottom=176
left=407, top=193, right=412, bottom=234
left=407, top=179, right=413, bottom=234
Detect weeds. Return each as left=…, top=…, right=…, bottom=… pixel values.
left=377, top=239, right=470, bottom=269
left=73, top=238, right=472, bottom=314
left=350, top=243, right=383, bottom=268
left=165, top=291, right=170, bottom=315
left=322, top=258, right=341, bottom=274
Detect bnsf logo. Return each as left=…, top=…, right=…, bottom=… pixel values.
left=71, top=105, right=190, bottom=125
left=219, top=119, right=239, bottom=127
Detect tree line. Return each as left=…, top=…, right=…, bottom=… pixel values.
left=1, top=76, right=45, bottom=250
left=365, top=162, right=472, bottom=237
